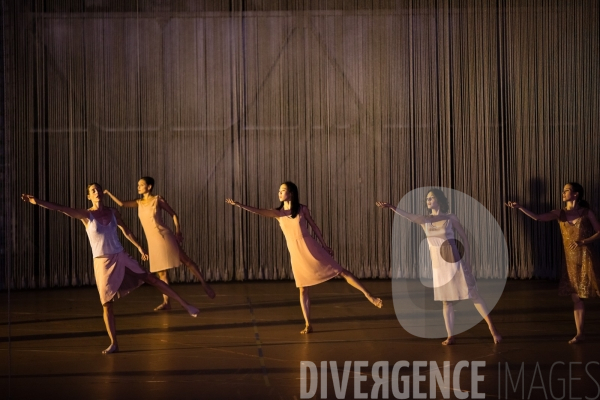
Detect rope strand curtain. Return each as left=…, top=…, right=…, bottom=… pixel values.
left=2, top=0, right=599, bottom=290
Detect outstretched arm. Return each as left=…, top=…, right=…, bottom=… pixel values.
left=157, top=197, right=183, bottom=243
left=505, top=201, right=559, bottom=222
left=376, top=201, right=450, bottom=224
left=21, top=194, right=89, bottom=220
left=225, top=198, right=280, bottom=218
left=113, top=209, right=148, bottom=261
left=103, top=190, right=138, bottom=208
left=301, top=206, right=333, bottom=256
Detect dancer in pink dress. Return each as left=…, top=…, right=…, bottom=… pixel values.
left=21, top=183, right=200, bottom=354
left=104, top=177, right=214, bottom=311
left=226, top=181, right=382, bottom=334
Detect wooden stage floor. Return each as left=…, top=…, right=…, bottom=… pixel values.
left=1, top=279, right=600, bottom=400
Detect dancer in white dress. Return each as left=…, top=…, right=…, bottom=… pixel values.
left=21, top=183, right=200, bottom=354
left=377, top=188, right=501, bottom=344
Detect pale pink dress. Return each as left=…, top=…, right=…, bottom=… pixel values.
left=277, top=207, right=343, bottom=287
left=86, top=210, right=145, bottom=304
left=137, top=196, right=181, bottom=273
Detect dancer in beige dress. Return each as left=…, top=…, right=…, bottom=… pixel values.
left=21, top=183, right=200, bottom=354
left=506, top=182, right=600, bottom=343
left=377, top=188, right=502, bottom=344
left=226, top=181, right=382, bottom=334
left=105, top=177, right=214, bottom=311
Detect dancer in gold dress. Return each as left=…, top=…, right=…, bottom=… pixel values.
left=506, top=182, right=600, bottom=343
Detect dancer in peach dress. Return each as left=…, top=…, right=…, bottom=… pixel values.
left=226, top=181, right=382, bottom=334
left=21, top=183, right=200, bottom=354
left=105, top=177, right=214, bottom=311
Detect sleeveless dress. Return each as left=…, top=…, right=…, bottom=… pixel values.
left=557, top=208, right=600, bottom=298
left=137, top=196, right=181, bottom=273
left=86, top=210, right=146, bottom=304
left=421, top=218, right=477, bottom=301
left=277, top=207, right=343, bottom=287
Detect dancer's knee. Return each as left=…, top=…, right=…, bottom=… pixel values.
left=572, top=294, right=583, bottom=305
left=443, top=301, right=454, bottom=309
left=338, top=268, right=352, bottom=279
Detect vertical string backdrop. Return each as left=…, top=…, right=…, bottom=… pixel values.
left=2, top=0, right=599, bottom=289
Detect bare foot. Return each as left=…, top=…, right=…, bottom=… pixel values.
left=203, top=284, right=216, bottom=300
left=369, top=296, right=383, bottom=308
left=490, top=327, right=502, bottom=344
left=154, top=302, right=171, bottom=311
left=569, top=334, right=585, bottom=344
left=102, top=343, right=119, bottom=354
left=300, top=325, right=313, bottom=334
left=186, top=305, right=199, bottom=317
left=442, top=336, right=455, bottom=345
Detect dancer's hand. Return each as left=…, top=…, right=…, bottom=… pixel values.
left=505, top=201, right=521, bottom=209
left=103, top=189, right=109, bottom=194
left=376, top=201, right=394, bottom=210
left=139, top=250, right=149, bottom=261
left=225, top=198, right=238, bottom=206
left=21, top=194, right=38, bottom=205
left=570, top=240, right=584, bottom=250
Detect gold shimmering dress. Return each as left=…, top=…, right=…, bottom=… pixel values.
left=557, top=208, right=600, bottom=298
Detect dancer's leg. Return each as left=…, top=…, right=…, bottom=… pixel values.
left=471, top=292, right=502, bottom=343
left=154, top=270, right=171, bottom=311
left=102, top=302, right=119, bottom=354
left=570, top=294, right=585, bottom=344
left=125, top=269, right=199, bottom=317
left=179, top=250, right=216, bottom=299
left=442, top=301, right=455, bottom=345
left=299, top=287, right=312, bottom=334
left=338, top=269, right=382, bottom=308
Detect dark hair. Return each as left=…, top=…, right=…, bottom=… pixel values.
left=140, top=176, right=155, bottom=191
left=87, top=182, right=103, bottom=194
left=567, top=182, right=590, bottom=208
left=425, top=188, right=450, bottom=214
left=276, top=181, right=301, bottom=218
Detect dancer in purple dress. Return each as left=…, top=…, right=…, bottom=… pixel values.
left=21, top=183, right=200, bottom=354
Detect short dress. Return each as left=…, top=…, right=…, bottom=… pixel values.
left=277, top=207, right=343, bottom=287
left=421, top=218, right=477, bottom=301
left=557, top=208, right=600, bottom=298
left=137, top=196, right=181, bottom=273
left=86, top=210, right=145, bottom=305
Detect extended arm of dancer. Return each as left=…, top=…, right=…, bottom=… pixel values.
left=113, top=209, right=149, bottom=261
left=103, top=190, right=138, bottom=208
left=505, top=201, right=559, bottom=221
left=301, top=206, right=334, bottom=255
left=21, top=194, right=89, bottom=219
left=375, top=201, right=450, bottom=224
left=157, top=197, right=183, bottom=242
left=225, top=198, right=280, bottom=218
